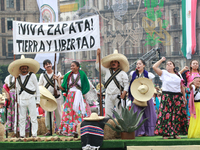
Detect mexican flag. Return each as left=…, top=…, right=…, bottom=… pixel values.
left=182, top=0, right=197, bottom=59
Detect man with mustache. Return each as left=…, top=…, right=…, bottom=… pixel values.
left=38, top=59, right=63, bottom=136
left=8, top=55, right=40, bottom=138
left=96, top=49, right=129, bottom=117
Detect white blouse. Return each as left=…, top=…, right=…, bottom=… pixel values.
left=160, top=70, right=182, bottom=93
left=192, top=85, right=200, bottom=100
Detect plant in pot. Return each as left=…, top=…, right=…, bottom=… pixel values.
left=105, top=104, right=148, bottom=139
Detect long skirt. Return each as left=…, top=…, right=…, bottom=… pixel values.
left=154, top=92, right=188, bottom=136
left=59, top=91, right=91, bottom=135
left=5, top=91, right=30, bottom=133
left=188, top=102, right=200, bottom=138
left=132, top=98, right=157, bottom=136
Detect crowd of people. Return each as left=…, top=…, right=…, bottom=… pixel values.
left=0, top=49, right=200, bottom=139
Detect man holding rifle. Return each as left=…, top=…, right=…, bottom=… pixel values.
left=8, top=55, right=40, bottom=138
left=96, top=49, right=129, bottom=117
left=39, top=59, right=63, bottom=136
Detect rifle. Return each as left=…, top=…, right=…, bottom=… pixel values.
left=54, top=53, right=60, bottom=99
left=5, top=98, right=8, bottom=138
left=48, top=53, right=60, bottom=136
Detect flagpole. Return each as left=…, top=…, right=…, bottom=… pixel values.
left=14, top=54, right=19, bottom=138
left=99, top=52, right=103, bottom=116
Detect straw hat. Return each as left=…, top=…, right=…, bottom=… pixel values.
left=101, top=50, right=129, bottom=72
left=154, top=88, right=157, bottom=94
left=133, top=99, right=147, bottom=107
left=130, top=78, right=154, bottom=102
left=96, top=83, right=104, bottom=90
left=157, top=90, right=162, bottom=94
left=8, top=55, right=40, bottom=77
left=0, top=94, right=5, bottom=104
left=39, top=86, right=57, bottom=112
left=83, top=113, right=105, bottom=121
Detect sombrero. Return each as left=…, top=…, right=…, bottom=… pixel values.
left=133, top=99, right=147, bottom=107
left=130, top=78, right=154, bottom=102
left=8, top=55, right=40, bottom=77
left=0, top=94, right=5, bottom=104
left=83, top=113, right=105, bottom=121
left=39, top=86, right=57, bottom=112
left=154, top=88, right=157, bottom=94
left=96, top=83, right=104, bottom=90
left=101, top=50, right=129, bottom=72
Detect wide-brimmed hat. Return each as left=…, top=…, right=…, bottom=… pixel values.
left=154, top=88, right=157, bottom=94
left=101, top=50, right=129, bottom=72
left=96, top=83, right=104, bottom=90
left=157, top=90, right=162, bottom=94
left=130, top=78, right=154, bottom=102
left=83, top=113, right=105, bottom=121
left=0, top=94, right=5, bottom=104
left=8, top=55, right=40, bottom=77
left=39, top=86, right=57, bottom=112
left=133, top=99, right=147, bottom=107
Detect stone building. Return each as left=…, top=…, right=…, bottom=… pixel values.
left=0, top=0, right=40, bottom=64
left=60, top=0, right=200, bottom=86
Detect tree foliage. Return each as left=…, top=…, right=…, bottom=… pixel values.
left=0, top=65, right=9, bottom=86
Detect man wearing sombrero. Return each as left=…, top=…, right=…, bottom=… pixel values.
left=38, top=59, right=62, bottom=136
left=96, top=49, right=129, bottom=117
left=8, top=55, right=40, bottom=138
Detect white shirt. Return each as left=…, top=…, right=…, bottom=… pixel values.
left=4, top=75, right=15, bottom=92
left=129, top=71, right=155, bottom=80
left=38, top=71, right=62, bottom=95
left=160, top=70, right=182, bottom=93
left=192, top=85, right=200, bottom=100
left=96, top=63, right=129, bottom=95
left=16, top=72, right=40, bottom=101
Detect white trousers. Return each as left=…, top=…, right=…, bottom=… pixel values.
left=105, top=94, right=122, bottom=118
left=19, top=97, right=38, bottom=137
left=45, top=94, right=63, bottom=130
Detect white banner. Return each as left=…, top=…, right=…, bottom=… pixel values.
left=13, top=15, right=100, bottom=54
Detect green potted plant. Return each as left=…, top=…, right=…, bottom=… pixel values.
left=105, top=105, right=148, bottom=139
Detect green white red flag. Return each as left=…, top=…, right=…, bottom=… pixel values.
left=182, top=0, right=197, bottom=59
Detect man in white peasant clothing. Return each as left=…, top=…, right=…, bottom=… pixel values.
left=96, top=49, right=129, bottom=117
left=8, top=55, right=40, bottom=138
left=39, top=59, right=63, bottom=136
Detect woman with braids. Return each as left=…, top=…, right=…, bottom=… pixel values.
left=179, top=60, right=200, bottom=119
left=128, top=59, right=157, bottom=136
left=153, top=57, right=188, bottom=139
left=56, top=61, right=91, bottom=136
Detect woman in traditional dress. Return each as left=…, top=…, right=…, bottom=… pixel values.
left=4, top=74, right=30, bottom=136
left=57, top=61, right=91, bottom=136
left=179, top=60, right=200, bottom=119
left=188, top=76, right=200, bottom=138
left=153, top=57, right=188, bottom=139
left=128, top=59, right=157, bottom=136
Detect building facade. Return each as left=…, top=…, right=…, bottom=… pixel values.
left=0, top=0, right=40, bottom=64
left=60, top=0, right=200, bottom=86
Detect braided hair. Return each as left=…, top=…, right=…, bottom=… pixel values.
left=190, top=60, right=200, bottom=75
left=136, top=59, right=146, bottom=77
left=168, top=61, right=181, bottom=79
left=67, top=61, right=80, bottom=85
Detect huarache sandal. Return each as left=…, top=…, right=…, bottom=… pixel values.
left=43, top=132, right=51, bottom=136
left=174, top=135, right=181, bottom=139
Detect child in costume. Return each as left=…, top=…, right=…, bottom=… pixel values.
left=188, top=75, right=200, bottom=138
